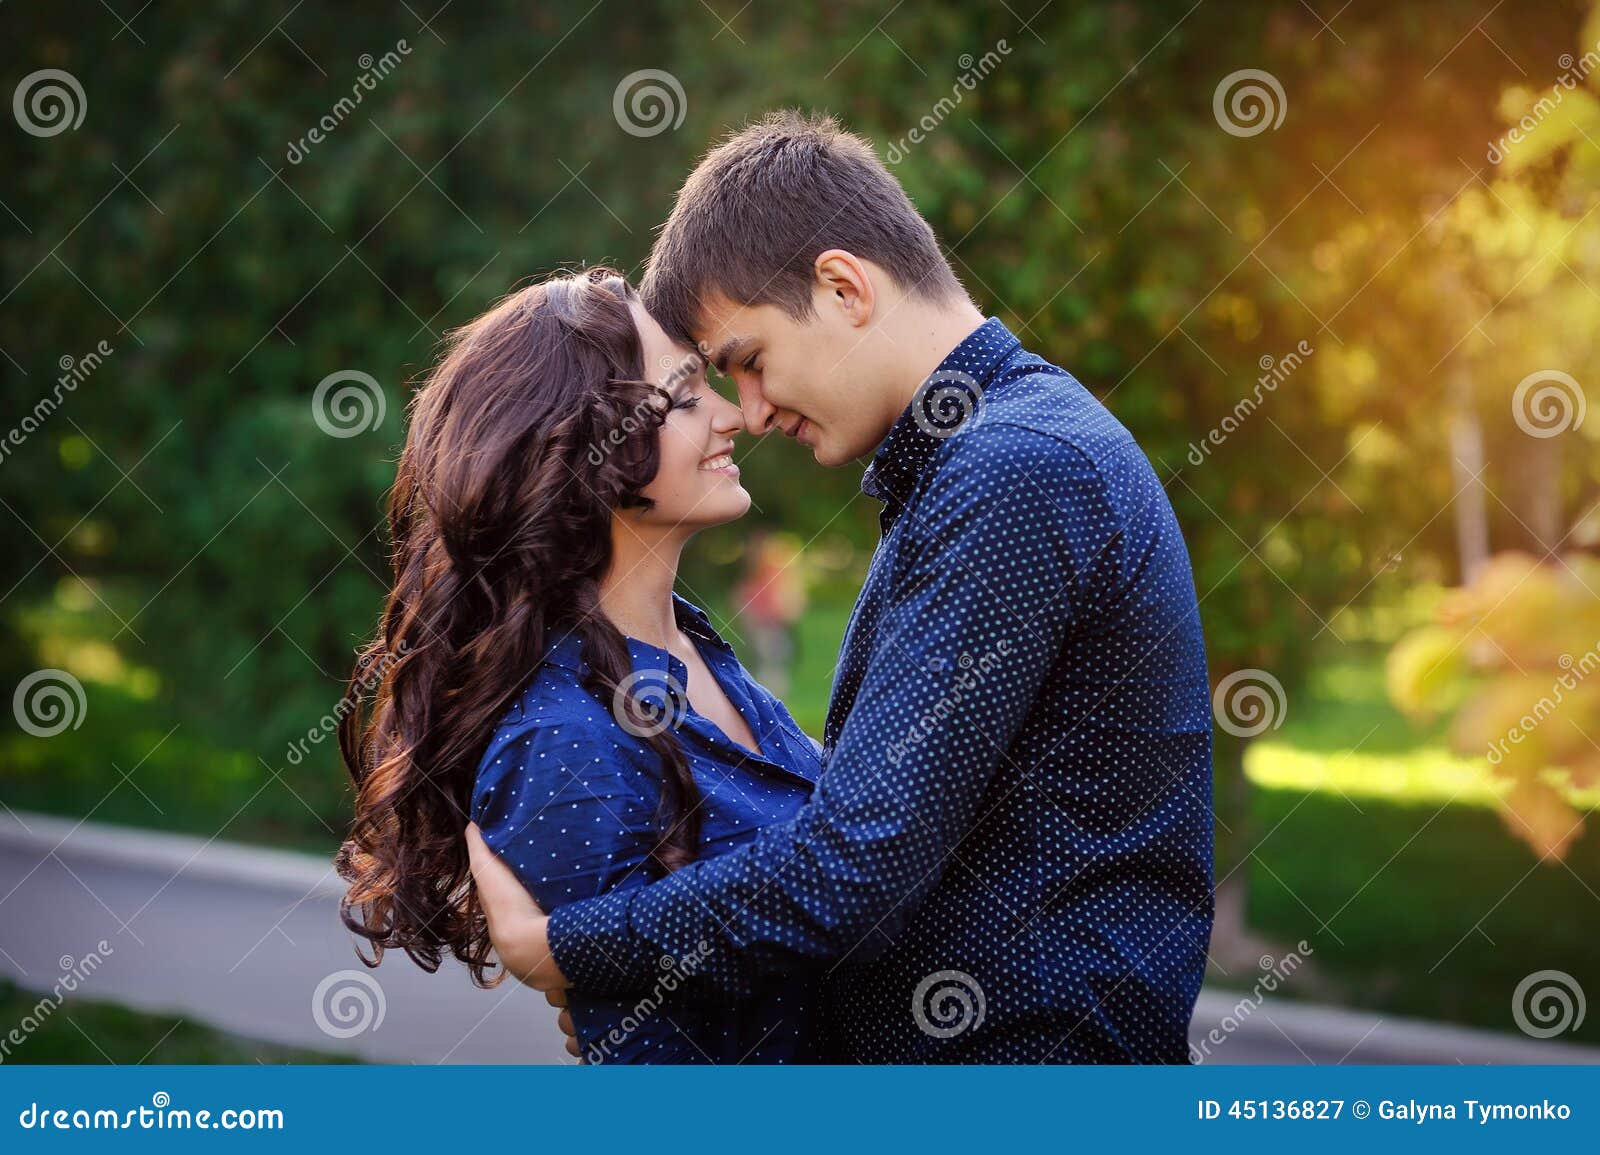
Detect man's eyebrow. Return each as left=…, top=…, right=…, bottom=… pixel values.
left=709, top=335, right=753, bottom=374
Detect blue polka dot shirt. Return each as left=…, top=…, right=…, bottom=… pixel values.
left=547, top=319, right=1215, bottom=1063
left=472, top=594, right=823, bottom=1063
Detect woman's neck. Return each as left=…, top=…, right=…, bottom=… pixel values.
left=596, top=520, right=688, bottom=651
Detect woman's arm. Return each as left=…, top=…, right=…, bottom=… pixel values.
left=465, top=821, right=565, bottom=988
left=468, top=722, right=700, bottom=1059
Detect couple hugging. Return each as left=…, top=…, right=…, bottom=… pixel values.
left=334, top=110, right=1215, bottom=1064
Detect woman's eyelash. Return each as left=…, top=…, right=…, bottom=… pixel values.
left=672, top=394, right=701, bottom=410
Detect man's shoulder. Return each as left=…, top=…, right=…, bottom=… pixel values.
left=934, top=355, right=1138, bottom=483
left=981, top=352, right=1137, bottom=463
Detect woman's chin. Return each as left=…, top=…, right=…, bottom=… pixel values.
left=672, top=487, right=752, bottom=532
left=717, top=486, right=753, bottom=521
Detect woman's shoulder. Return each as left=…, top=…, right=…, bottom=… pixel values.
left=480, top=699, right=625, bottom=783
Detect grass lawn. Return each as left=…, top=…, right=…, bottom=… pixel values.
left=0, top=979, right=350, bottom=1064
left=1241, top=650, right=1600, bottom=1044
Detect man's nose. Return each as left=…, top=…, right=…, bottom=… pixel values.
left=737, top=380, right=780, bottom=435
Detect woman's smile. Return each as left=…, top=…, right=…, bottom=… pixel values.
left=698, top=449, right=739, bottom=476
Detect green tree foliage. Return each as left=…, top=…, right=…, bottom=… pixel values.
left=2, top=1, right=1592, bottom=846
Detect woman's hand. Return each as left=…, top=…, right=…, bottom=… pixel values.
left=464, top=822, right=572, bottom=992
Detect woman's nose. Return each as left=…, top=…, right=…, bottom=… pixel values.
left=711, top=391, right=747, bottom=434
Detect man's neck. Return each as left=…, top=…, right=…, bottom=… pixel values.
left=886, top=297, right=988, bottom=417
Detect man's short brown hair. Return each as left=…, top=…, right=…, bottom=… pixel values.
left=640, top=110, right=967, bottom=346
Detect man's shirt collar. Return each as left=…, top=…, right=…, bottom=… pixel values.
left=860, top=316, right=1021, bottom=510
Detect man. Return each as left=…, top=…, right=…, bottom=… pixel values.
left=468, top=110, right=1214, bottom=1062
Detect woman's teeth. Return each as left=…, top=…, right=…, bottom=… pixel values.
left=699, top=454, right=734, bottom=471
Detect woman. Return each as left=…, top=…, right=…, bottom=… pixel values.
left=334, top=268, right=822, bottom=1062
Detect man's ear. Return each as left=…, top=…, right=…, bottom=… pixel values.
left=813, top=249, right=875, bottom=327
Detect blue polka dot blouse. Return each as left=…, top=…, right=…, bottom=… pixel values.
left=472, top=594, right=823, bottom=1063
left=546, top=318, right=1216, bottom=1063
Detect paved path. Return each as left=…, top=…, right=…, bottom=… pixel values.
left=2, top=810, right=1595, bottom=1065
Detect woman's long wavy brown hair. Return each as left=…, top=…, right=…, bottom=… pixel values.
left=334, top=267, right=703, bottom=985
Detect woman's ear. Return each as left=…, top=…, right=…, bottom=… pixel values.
left=813, top=249, right=875, bottom=327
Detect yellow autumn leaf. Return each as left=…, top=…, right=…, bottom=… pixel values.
left=1498, top=777, right=1584, bottom=862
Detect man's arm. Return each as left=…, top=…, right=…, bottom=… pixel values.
left=538, top=425, right=1121, bottom=997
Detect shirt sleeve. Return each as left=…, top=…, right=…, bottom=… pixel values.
left=546, top=423, right=1128, bottom=997
left=472, top=721, right=711, bottom=1062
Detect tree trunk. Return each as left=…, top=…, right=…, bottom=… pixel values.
left=1450, top=366, right=1490, bottom=582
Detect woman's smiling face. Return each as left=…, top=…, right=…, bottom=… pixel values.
left=627, top=300, right=751, bottom=531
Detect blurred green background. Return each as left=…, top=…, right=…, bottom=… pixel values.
left=3, top=0, right=1599, bottom=1047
